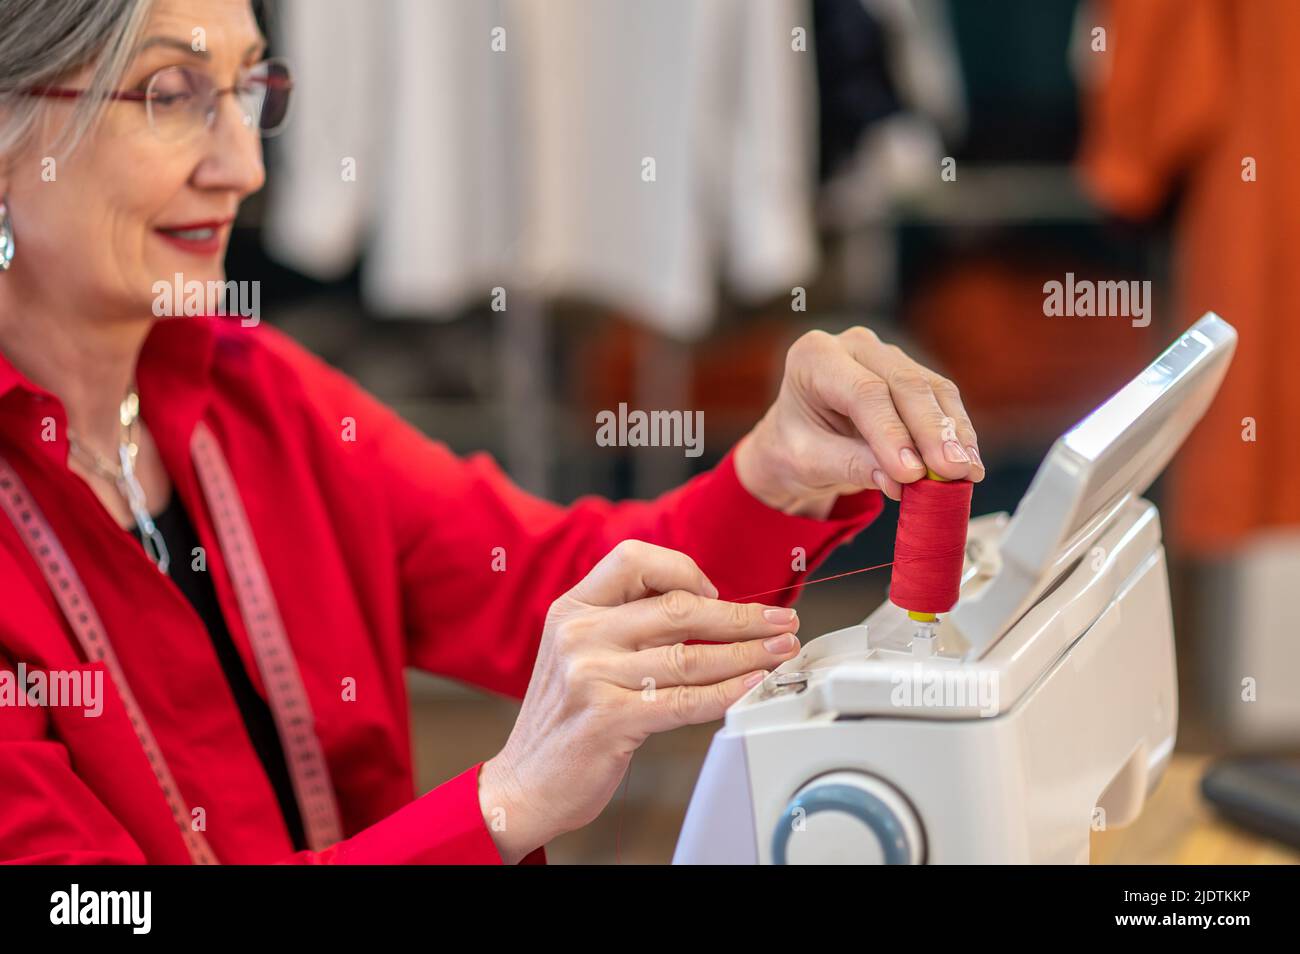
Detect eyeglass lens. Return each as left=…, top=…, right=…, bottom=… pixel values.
left=145, top=60, right=292, bottom=140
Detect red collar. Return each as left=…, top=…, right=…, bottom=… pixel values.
left=0, top=316, right=223, bottom=462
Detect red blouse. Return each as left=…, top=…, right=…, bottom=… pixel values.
left=0, top=316, right=883, bottom=864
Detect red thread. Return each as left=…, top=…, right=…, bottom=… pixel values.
left=890, top=477, right=972, bottom=615
left=726, top=560, right=895, bottom=603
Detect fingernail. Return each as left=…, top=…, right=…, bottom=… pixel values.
left=703, top=578, right=720, bottom=599
left=763, top=634, right=796, bottom=654
left=763, top=607, right=796, bottom=625
left=966, top=445, right=982, bottom=467
left=744, top=671, right=766, bottom=689
left=871, top=469, right=887, bottom=490
left=943, top=440, right=970, bottom=463
left=900, top=447, right=923, bottom=470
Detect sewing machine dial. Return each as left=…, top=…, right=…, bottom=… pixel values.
left=772, top=771, right=925, bottom=865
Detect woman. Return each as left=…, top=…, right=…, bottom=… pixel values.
left=0, top=0, right=983, bottom=864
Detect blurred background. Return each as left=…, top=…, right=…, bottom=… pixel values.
left=234, top=0, right=1300, bottom=862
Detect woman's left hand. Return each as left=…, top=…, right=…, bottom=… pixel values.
left=735, top=326, right=985, bottom=518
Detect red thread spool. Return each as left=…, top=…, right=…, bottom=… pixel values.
left=890, top=476, right=973, bottom=615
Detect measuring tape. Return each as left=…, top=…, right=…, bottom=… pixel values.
left=190, top=422, right=342, bottom=851
left=0, top=422, right=343, bottom=862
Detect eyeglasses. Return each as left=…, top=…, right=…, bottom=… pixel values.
left=19, top=58, right=293, bottom=142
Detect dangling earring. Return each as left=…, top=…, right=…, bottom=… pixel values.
left=0, top=199, right=13, bottom=271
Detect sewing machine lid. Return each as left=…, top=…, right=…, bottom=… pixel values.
left=949, top=312, right=1237, bottom=657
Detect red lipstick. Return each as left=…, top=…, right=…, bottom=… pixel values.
left=154, top=218, right=233, bottom=256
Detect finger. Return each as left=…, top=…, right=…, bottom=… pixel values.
left=569, top=539, right=718, bottom=608
left=613, top=590, right=800, bottom=650
left=929, top=374, right=985, bottom=482
left=837, top=337, right=969, bottom=482
left=806, top=345, right=925, bottom=485
left=839, top=335, right=980, bottom=482
left=616, top=632, right=800, bottom=689
left=884, top=362, right=975, bottom=481
left=639, top=670, right=770, bottom=732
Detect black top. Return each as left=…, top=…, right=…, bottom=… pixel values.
left=137, top=494, right=308, bottom=852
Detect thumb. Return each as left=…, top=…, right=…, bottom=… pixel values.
left=567, top=539, right=718, bottom=608
left=798, top=432, right=902, bottom=502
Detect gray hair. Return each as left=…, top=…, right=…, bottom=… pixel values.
left=0, top=0, right=156, bottom=159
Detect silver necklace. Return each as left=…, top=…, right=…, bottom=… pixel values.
left=67, top=387, right=170, bottom=574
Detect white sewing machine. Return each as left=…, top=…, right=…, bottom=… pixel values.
left=674, top=313, right=1237, bottom=864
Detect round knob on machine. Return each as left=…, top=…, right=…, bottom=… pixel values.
left=772, top=771, right=924, bottom=865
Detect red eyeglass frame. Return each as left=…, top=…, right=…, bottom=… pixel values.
left=15, top=60, right=293, bottom=132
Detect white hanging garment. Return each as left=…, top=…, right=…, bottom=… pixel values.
left=264, top=0, right=519, bottom=316
left=264, top=0, right=819, bottom=337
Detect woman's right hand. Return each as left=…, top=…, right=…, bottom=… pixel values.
left=477, top=539, right=803, bottom=863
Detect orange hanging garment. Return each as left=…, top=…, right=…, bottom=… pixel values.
left=1077, top=0, right=1300, bottom=554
